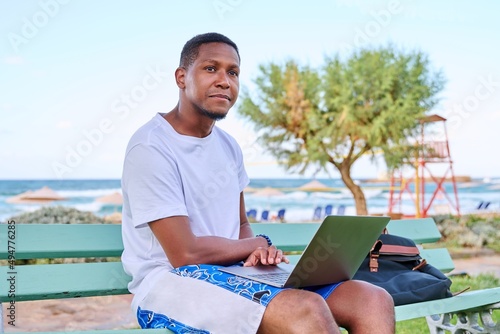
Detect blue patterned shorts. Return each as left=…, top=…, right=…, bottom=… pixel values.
left=137, top=264, right=342, bottom=331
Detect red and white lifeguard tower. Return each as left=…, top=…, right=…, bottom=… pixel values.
left=387, top=115, right=461, bottom=218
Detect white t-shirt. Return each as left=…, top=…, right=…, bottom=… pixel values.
left=121, top=113, right=249, bottom=309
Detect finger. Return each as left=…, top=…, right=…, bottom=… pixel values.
left=243, top=252, right=257, bottom=267
left=275, top=249, right=285, bottom=264
left=259, top=249, right=268, bottom=265
left=271, top=247, right=288, bottom=265
left=244, top=255, right=259, bottom=267
left=266, top=246, right=277, bottom=264
left=243, top=256, right=251, bottom=267
left=251, top=246, right=268, bottom=265
left=244, top=248, right=265, bottom=266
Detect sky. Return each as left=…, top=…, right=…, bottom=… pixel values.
left=1, top=0, right=499, bottom=180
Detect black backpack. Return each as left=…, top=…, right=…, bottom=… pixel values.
left=353, top=233, right=453, bottom=306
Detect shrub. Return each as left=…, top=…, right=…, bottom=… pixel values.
left=7, top=206, right=113, bottom=265
left=9, top=206, right=108, bottom=224
left=433, top=214, right=500, bottom=252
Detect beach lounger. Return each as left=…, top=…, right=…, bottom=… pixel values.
left=246, top=208, right=257, bottom=220
left=276, top=208, right=286, bottom=222
left=260, top=210, right=269, bottom=222
left=476, top=201, right=491, bottom=210
left=312, top=206, right=322, bottom=220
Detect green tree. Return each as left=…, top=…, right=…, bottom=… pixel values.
left=237, top=46, right=445, bottom=215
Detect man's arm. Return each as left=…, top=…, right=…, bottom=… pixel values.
left=149, top=192, right=288, bottom=268
left=239, top=192, right=254, bottom=239
left=238, top=192, right=289, bottom=267
left=149, top=214, right=267, bottom=268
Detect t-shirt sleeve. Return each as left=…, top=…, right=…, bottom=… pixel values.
left=123, top=143, right=187, bottom=229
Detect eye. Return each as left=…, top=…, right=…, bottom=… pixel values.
left=228, top=70, right=239, bottom=77
left=205, top=66, right=216, bottom=72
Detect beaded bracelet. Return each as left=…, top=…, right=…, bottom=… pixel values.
left=256, top=234, right=273, bottom=247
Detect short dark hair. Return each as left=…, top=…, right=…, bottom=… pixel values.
left=179, top=32, right=240, bottom=68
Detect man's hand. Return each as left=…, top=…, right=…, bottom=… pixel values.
left=243, top=246, right=290, bottom=267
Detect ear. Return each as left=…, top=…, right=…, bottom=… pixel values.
left=175, top=67, right=186, bottom=89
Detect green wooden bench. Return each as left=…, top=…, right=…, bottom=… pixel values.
left=1, top=218, right=499, bottom=333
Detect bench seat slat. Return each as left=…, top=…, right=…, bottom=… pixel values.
left=252, top=218, right=442, bottom=250
left=420, top=248, right=455, bottom=273
left=395, top=287, right=500, bottom=321
left=0, top=250, right=455, bottom=302
left=252, top=223, right=320, bottom=252
left=386, top=218, right=442, bottom=244
left=0, top=262, right=130, bottom=302
left=0, top=224, right=123, bottom=260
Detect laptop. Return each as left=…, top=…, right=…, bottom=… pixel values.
left=219, top=215, right=390, bottom=288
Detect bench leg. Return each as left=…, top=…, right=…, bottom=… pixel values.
left=426, top=303, right=500, bottom=334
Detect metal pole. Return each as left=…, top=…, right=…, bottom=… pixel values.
left=414, top=148, right=421, bottom=218
left=443, top=121, right=461, bottom=215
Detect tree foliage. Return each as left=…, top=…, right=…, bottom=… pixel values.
left=238, top=46, right=445, bottom=215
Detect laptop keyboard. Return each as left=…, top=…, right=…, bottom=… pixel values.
left=248, top=272, right=289, bottom=284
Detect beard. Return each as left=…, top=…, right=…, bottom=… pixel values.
left=198, top=107, right=227, bottom=121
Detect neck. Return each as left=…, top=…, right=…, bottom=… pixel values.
left=163, top=105, right=215, bottom=138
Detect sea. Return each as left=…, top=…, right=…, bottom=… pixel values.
left=0, top=178, right=499, bottom=223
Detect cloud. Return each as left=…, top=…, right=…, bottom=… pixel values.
left=1, top=103, right=13, bottom=110
left=0, top=128, right=13, bottom=135
left=56, top=120, right=73, bottom=129
left=492, top=110, right=500, bottom=119
left=33, top=70, right=48, bottom=78
left=3, top=56, right=24, bottom=65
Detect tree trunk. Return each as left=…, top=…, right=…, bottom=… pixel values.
left=338, top=164, right=368, bottom=215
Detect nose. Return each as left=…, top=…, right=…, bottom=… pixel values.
left=215, top=72, right=230, bottom=89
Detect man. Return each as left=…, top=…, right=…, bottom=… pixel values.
left=121, top=32, right=395, bottom=333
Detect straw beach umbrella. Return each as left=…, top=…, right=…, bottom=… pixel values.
left=6, top=186, right=66, bottom=204
left=95, top=192, right=123, bottom=206
left=6, top=190, right=34, bottom=203
left=244, top=186, right=258, bottom=193
left=252, top=187, right=285, bottom=197
left=96, top=191, right=123, bottom=215
left=298, top=180, right=332, bottom=192
left=251, top=187, right=285, bottom=222
left=26, top=186, right=66, bottom=201
left=298, top=181, right=334, bottom=218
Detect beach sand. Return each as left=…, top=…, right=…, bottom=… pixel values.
left=3, top=295, right=137, bottom=332
left=3, top=254, right=500, bottom=332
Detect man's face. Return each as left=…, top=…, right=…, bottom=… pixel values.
left=181, top=42, right=240, bottom=121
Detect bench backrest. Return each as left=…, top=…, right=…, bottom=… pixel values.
left=0, top=218, right=440, bottom=260
left=0, top=218, right=454, bottom=303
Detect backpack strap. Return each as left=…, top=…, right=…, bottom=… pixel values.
left=369, top=240, right=383, bottom=272
left=380, top=244, right=420, bottom=256
left=368, top=238, right=420, bottom=272
left=412, top=258, right=427, bottom=271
